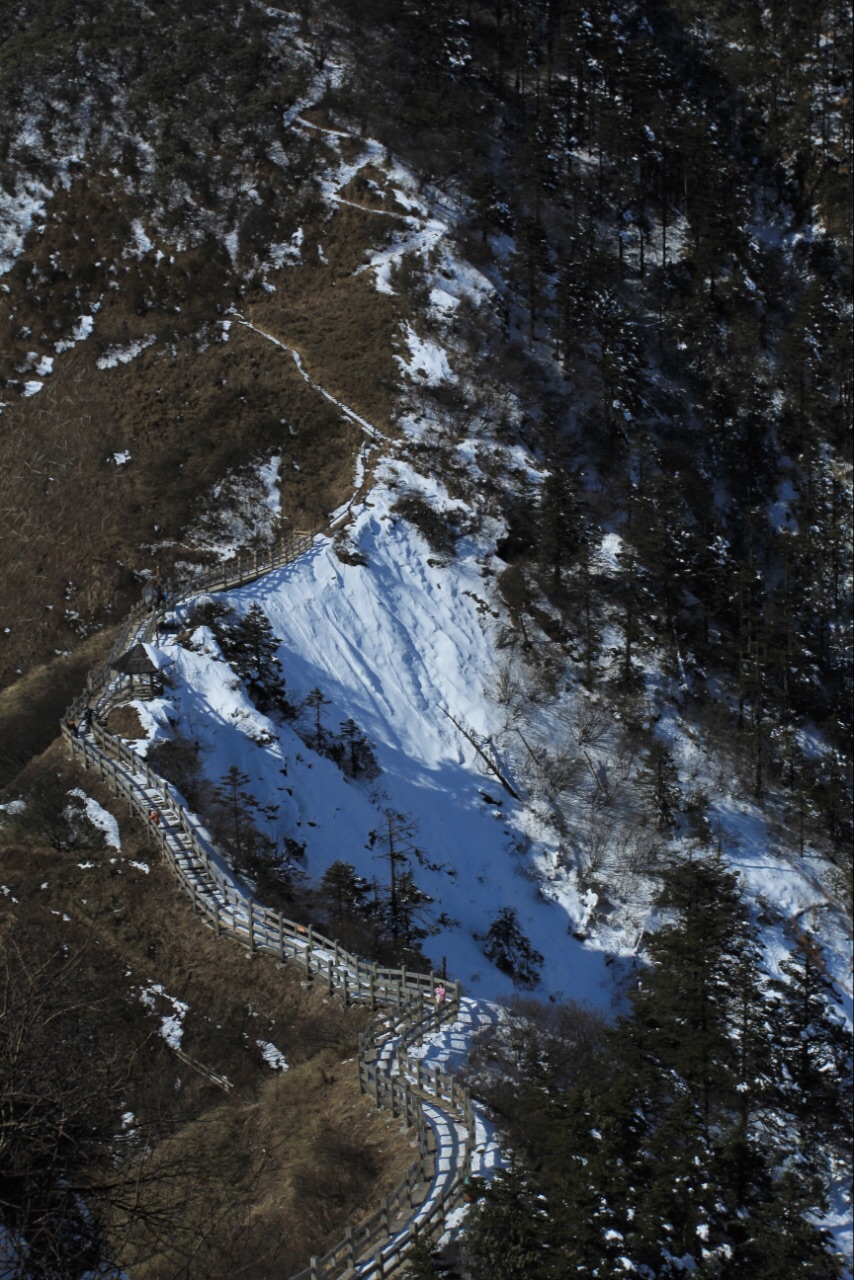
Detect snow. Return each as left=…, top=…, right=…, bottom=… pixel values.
left=184, top=452, right=282, bottom=559
left=137, top=642, right=172, bottom=672
left=397, top=321, right=454, bottom=386
left=595, top=531, right=624, bottom=571
left=96, top=335, right=155, bottom=369
left=0, top=180, right=49, bottom=274
left=68, top=788, right=121, bottom=849
left=152, top=454, right=617, bottom=1010
left=22, top=380, right=43, bottom=397
left=55, top=314, right=95, bottom=352
left=257, top=1040, right=289, bottom=1070
left=138, top=983, right=188, bottom=1050
left=266, top=227, right=303, bottom=269
left=769, top=476, right=799, bottom=532
left=128, top=219, right=153, bottom=257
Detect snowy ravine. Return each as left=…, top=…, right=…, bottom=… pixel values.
left=137, top=453, right=618, bottom=1012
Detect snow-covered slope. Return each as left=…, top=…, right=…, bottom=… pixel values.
left=137, top=456, right=617, bottom=1009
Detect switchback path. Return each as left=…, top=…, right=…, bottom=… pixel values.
left=64, top=506, right=497, bottom=1280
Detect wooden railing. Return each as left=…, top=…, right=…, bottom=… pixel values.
left=62, top=527, right=478, bottom=1279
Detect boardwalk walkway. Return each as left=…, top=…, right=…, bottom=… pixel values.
left=64, top=527, right=485, bottom=1280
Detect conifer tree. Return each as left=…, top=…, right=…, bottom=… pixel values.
left=538, top=464, right=581, bottom=596
left=481, top=907, right=543, bottom=987
left=768, top=933, right=853, bottom=1157
left=209, top=765, right=276, bottom=877
left=338, top=717, right=378, bottom=780
left=219, top=603, right=287, bottom=712
left=639, top=741, right=681, bottom=833
left=319, top=860, right=371, bottom=922
left=463, top=1166, right=550, bottom=1280
left=367, top=810, right=432, bottom=945
left=304, top=686, right=331, bottom=749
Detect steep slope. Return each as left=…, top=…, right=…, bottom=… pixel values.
left=1, top=0, right=851, bottom=1275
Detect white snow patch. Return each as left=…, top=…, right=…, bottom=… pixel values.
left=397, top=322, right=454, bottom=386
left=55, top=314, right=95, bottom=352
left=96, top=334, right=155, bottom=369
left=257, top=1040, right=289, bottom=1070
left=128, top=219, right=153, bottom=257
left=139, top=983, right=189, bottom=1050
left=0, top=181, right=49, bottom=274
left=68, top=789, right=121, bottom=849
left=595, top=531, right=624, bottom=571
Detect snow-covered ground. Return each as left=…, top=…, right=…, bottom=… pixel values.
left=136, top=459, right=617, bottom=1011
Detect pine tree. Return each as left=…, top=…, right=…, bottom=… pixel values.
left=463, top=1166, right=551, bottom=1280
left=768, top=933, right=853, bottom=1157
left=636, top=854, right=752, bottom=1122
left=639, top=740, right=681, bottom=833
left=367, top=810, right=430, bottom=945
left=736, top=1169, right=839, bottom=1280
left=304, top=686, right=331, bottom=749
left=481, top=907, right=543, bottom=987
left=219, top=603, right=287, bottom=712
left=319, top=860, right=371, bottom=923
left=209, top=765, right=276, bottom=877
left=391, top=870, right=433, bottom=948
left=538, top=464, right=582, bottom=596
left=338, top=717, right=379, bottom=779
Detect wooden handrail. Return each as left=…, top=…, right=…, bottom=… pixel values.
left=61, top=523, right=478, bottom=1279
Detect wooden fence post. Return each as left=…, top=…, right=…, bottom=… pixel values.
left=248, top=900, right=255, bottom=953
left=278, top=911, right=285, bottom=961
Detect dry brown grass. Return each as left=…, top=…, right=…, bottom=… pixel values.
left=104, top=703, right=147, bottom=739
left=0, top=155, right=407, bottom=694
left=0, top=742, right=416, bottom=1280
left=0, top=625, right=117, bottom=788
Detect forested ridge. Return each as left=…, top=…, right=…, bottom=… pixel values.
left=0, top=0, right=851, bottom=1277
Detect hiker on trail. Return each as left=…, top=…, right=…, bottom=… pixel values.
left=143, top=581, right=156, bottom=612
left=148, top=810, right=160, bottom=827
left=79, top=706, right=94, bottom=735
left=434, top=982, right=447, bottom=1024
